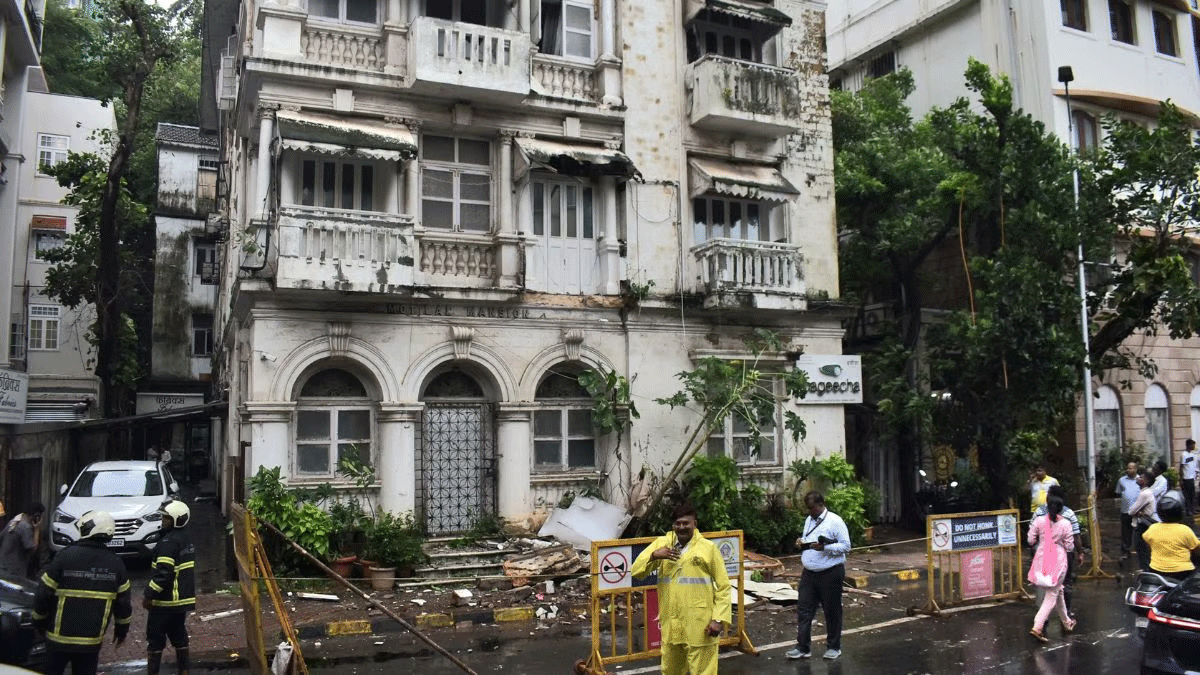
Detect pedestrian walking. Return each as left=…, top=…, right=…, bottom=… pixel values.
left=630, top=503, right=730, bottom=675
left=1029, top=465, right=1059, bottom=513
left=1180, top=440, right=1197, bottom=517
left=0, top=502, right=44, bottom=579
left=1130, top=469, right=1159, bottom=571
left=144, top=500, right=196, bottom=675
left=786, top=491, right=851, bottom=661
left=1141, top=495, right=1199, bottom=583
left=1027, top=494, right=1076, bottom=642
left=1032, top=485, right=1082, bottom=614
left=33, top=510, right=132, bottom=675
left=1116, top=462, right=1141, bottom=555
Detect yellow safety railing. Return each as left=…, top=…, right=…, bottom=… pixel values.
left=1078, top=492, right=1116, bottom=580
left=913, top=509, right=1028, bottom=616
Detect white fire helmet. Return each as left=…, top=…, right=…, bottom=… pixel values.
left=159, top=499, right=191, bottom=528
left=76, top=510, right=116, bottom=541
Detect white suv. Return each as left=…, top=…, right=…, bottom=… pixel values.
left=50, top=460, right=180, bottom=558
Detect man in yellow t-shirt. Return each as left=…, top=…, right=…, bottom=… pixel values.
left=1029, top=466, right=1059, bottom=512
left=1142, top=495, right=1199, bottom=583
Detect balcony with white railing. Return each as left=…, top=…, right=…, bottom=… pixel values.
left=531, top=54, right=599, bottom=103
left=301, top=23, right=386, bottom=72
left=687, top=55, right=803, bottom=137
left=415, top=229, right=500, bottom=289
left=273, top=205, right=416, bottom=293
left=408, top=16, right=531, bottom=99
left=692, top=238, right=807, bottom=310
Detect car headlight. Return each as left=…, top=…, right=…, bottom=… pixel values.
left=143, top=512, right=163, bottom=522
left=54, top=509, right=75, bottom=524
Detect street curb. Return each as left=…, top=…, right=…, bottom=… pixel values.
left=846, top=566, right=927, bottom=589
left=292, top=601, right=577, bottom=640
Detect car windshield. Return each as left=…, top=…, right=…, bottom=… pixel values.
left=69, top=469, right=163, bottom=497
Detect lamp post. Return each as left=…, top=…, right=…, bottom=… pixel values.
left=1059, top=65, right=1097, bottom=495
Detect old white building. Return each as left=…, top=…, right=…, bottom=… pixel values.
left=828, top=0, right=1200, bottom=483
left=207, top=0, right=845, bottom=531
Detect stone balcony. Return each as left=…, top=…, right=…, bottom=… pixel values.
left=692, top=238, right=807, bottom=311
left=273, top=205, right=416, bottom=293
left=408, top=16, right=531, bottom=100
left=686, top=55, right=802, bottom=137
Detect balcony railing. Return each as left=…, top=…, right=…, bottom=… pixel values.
left=274, top=206, right=415, bottom=292
left=416, top=230, right=498, bottom=286
left=409, top=16, right=531, bottom=97
left=301, top=24, right=385, bottom=71
left=532, top=54, right=598, bottom=103
left=692, top=238, right=806, bottom=309
left=687, top=55, right=802, bottom=137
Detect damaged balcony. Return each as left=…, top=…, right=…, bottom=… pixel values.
left=692, top=238, right=807, bottom=311
left=408, top=16, right=531, bottom=101
left=273, top=205, right=416, bottom=293
left=686, top=55, right=803, bottom=137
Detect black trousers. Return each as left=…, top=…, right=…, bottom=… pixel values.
left=1135, top=522, right=1152, bottom=570
left=45, top=648, right=100, bottom=675
left=1120, top=513, right=1134, bottom=553
left=1183, top=479, right=1196, bottom=516
left=146, top=609, right=189, bottom=651
left=795, top=564, right=844, bottom=652
left=1063, top=549, right=1078, bottom=612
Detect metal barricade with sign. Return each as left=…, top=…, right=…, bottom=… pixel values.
left=578, top=530, right=754, bottom=675
left=913, top=509, right=1027, bottom=616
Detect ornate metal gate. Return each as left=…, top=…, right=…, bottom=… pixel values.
left=420, top=403, right=496, bottom=535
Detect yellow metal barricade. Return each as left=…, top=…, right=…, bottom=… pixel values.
left=914, top=509, right=1027, bottom=616
left=1078, top=493, right=1117, bottom=580
left=578, top=531, right=755, bottom=675
left=230, top=503, right=308, bottom=675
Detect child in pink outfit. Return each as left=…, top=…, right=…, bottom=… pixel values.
left=1027, top=494, right=1076, bottom=641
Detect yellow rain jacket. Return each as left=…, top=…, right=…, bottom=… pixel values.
left=631, top=531, right=731, bottom=646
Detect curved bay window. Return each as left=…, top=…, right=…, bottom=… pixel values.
left=533, top=367, right=596, bottom=473
left=295, top=368, right=373, bottom=477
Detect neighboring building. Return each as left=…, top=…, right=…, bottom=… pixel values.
left=137, top=123, right=222, bottom=483
left=828, top=0, right=1200, bottom=497
left=204, top=0, right=848, bottom=529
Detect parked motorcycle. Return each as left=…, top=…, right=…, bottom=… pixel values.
left=915, top=470, right=960, bottom=520
left=1125, top=570, right=1176, bottom=637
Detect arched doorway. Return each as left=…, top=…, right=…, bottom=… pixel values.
left=419, top=368, right=496, bottom=534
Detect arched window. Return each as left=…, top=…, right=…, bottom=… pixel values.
left=1093, top=385, right=1122, bottom=456
left=1144, top=384, right=1170, bottom=465
left=295, top=368, right=373, bottom=477
left=533, top=366, right=596, bottom=472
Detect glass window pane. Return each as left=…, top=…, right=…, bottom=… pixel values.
left=338, top=409, right=371, bottom=439
left=301, top=160, right=316, bottom=206
left=423, top=135, right=455, bottom=162
left=309, top=0, right=338, bottom=18
left=423, top=169, right=454, bottom=199
left=565, top=33, right=591, bottom=58
left=706, top=436, right=724, bottom=458
left=533, top=183, right=545, bottom=235
left=321, top=161, right=336, bottom=207
left=582, top=188, right=593, bottom=238
left=567, top=409, right=592, bottom=435
left=567, top=439, right=595, bottom=468
left=757, top=436, right=776, bottom=463
left=297, top=444, right=330, bottom=473
left=297, top=411, right=330, bottom=440
left=460, top=204, right=490, bottom=231
left=565, top=4, right=591, bottom=30
left=360, top=165, right=374, bottom=211
left=426, top=0, right=452, bottom=19
left=693, top=198, right=707, bottom=242
left=423, top=200, right=454, bottom=228
left=341, top=163, right=355, bottom=208
left=460, top=0, right=486, bottom=25
left=459, top=139, right=491, bottom=165
left=732, top=437, right=753, bottom=462
left=729, top=201, right=742, bottom=239
left=565, top=185, right=578, bottom=238
left=712, top=200, right=725, bottom=237
left=460, top=172, right=490, bottom=201
left=549, top=185, right=562, bottom=237
left=747, top=203, right=761, bottom=240
left=346, top=0, right=376, bottom=22
left=535, top=440, right=561, bottom=466
left=534, top=410, right=561, bottom=436
left=338, top=442, right=371, bottom=467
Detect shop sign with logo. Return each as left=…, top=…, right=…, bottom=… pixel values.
left=794, top=355, right=863, bottom=404
left=0, top=368, right=29, bottom=424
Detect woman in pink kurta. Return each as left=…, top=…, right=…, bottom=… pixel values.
left=1027, top=494, right=1076, bottom=641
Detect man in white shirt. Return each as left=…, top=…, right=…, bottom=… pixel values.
left=1180, top=439, right=1198, bottom=517
left=1151, top=460, right=1169, bottom=501
left=1130, top=469, right=1160, bottom=571
left=786, top=491, right=851, bottom=662
left=1115, top=462, right=1141, bottom=556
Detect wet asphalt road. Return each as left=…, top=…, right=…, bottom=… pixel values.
left=178, top=579, right=1141, bottom=675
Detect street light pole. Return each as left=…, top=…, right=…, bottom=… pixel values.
left=1059, top=65, right=1097, bottom=495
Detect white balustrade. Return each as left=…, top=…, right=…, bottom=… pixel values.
left=301, top=25, right=384, bottom=71
left=417, top=231, right=497, bottom=280
left=530, top=474, right=606, bottom=514
left=692, top=238, right=805, bottom=295
left=274, top=206, right=415, bottom=291
left=532, top=54, right=598, bottom=102
left=409, top=16, right=531, bottom=95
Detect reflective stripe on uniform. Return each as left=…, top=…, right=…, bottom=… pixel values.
left=148, top=581, right=163, bottom=593
left=673, top=576, right=711, bottom=585
left=57, top=588, right=118, bottom=600
left=155, top=557, right=176, bottom=568
left=47, top=632, right=105, bottom=646
left=151, top=597, right=195, bottom=608
left=41, top=572, right=58, bottom=589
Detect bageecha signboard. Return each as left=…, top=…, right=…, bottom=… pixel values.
left=0, top=368, right=28, bottom=424
left=794, top=355, right=863, bottom=404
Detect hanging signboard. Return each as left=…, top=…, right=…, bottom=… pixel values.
left=0, top=368, right=29, bottom=424
left=794, top=355, right=863, bottom=404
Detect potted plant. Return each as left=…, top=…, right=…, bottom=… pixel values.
left=364, top=511, right=426, bottom=591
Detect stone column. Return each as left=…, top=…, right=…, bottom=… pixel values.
left=495, top=404, right=534, bottom=524
left=404, top=119, right=422, bottom=217
left=496, top=131, right=522, bottom=287
left=377, top=403, right=423, bottom=515
left=599, top=175, right=621, bottom=295
left=242, top=401, right=294, bottom=481
left=255, top=106, right=276, bottom=220
left=519, top=0, right=531, bottom=35
left=600, top=0, right=616, bottom=59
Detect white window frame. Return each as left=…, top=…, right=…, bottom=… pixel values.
left=9, top=320, right=25, bottom=361
left=533, top=405, right=597, bottom=472
left=192, top=314, right=213, bottom=356
left=194, top=240, right=219, bottom=284
left=308, top=0, right=379, bottom=25
left=33, top=231, right=66, bottom=257
left=294, top=405, right=374, bottom=478
left=540, top=0, right=595, bottom=61
left=297, top=156, right=379, bottom=212
left=27, top=305, right=60, bottom=351
left=693, top=195, right=771, bottom=243
left=706, top=377, right=781, bottom=466
left=1072, top=110, right=1099, bottom=153
left=1152, top=9, right=1177, bottom=56
left=421, top=135, right=493, bottom=232
left=1061, top=0, right=1088, bottom=31
left=37, top=134, right=69, bottom=174
left=1145, top=384, right=1170, bottom=465
left=1109, top=0, right=1136, bottom=45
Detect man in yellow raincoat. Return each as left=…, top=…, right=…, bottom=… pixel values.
left=631, top=503, right=731, bottom=675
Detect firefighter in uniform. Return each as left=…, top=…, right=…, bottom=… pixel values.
left=144, top=499, right=195, bottom=675
left=33, top=510, right=132, bottom=675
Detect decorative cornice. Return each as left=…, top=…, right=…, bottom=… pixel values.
left=562, top=328, right=585, bottom=362
left=327, top=321, right=351, bottom=356
left=451, top=325, right=475, bottom=359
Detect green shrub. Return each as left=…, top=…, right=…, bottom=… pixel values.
left=246, top=466, right=335, bottom=573
left=365, top=511, right=427, bottom=570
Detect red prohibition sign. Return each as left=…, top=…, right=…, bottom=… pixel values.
left=933, top=521, right=951, bottom=549
left=601, top=551, right=629, bottom=584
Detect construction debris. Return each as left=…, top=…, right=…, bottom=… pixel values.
left=503, top=543, right=585, bottom=587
